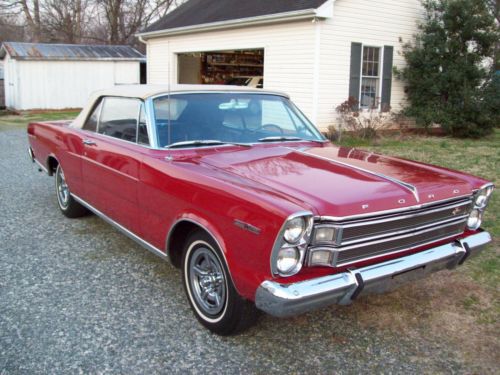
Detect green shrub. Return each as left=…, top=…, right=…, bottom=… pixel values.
left=395, top=0, right=499, bottom=138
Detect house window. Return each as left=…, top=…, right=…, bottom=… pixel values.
left=360, top=46, right=381, bottom=109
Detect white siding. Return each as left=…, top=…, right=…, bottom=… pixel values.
left=146, top=20, right=317, bottom=119
left=3, top=55, right=19, bottom=108
left=114, top=61, right=140, bottom=84
left=7, top=60, right=140, bottom=110
left=315, top=0, right=423, bottom=129
left=146, top=0, right=424, bottom=130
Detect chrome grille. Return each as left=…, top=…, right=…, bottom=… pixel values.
left=335, top=220, right=466, bottom=266
left=340, top=198, right=472, bottom=245
left=308, top=197, right=473, bottom=268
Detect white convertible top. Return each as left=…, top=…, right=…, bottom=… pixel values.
left=71, top=84, right=289, bottom=129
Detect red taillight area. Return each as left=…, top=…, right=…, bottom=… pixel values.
left=27, top=123, right=35, bottom=135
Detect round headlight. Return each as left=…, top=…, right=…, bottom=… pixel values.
left=283, top=217, right=306, bottom=244
left=276, top=247, right=300, bottom=274
left=467, top=209, right=482, bottom=230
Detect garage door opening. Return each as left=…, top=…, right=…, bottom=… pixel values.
left=177, top=49, right=264, bottom=88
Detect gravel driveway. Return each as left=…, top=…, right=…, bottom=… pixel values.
left=0, top=126, right=480, bottom=373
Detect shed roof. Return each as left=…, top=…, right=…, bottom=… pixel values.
left=142, top=0, right=329, bottom=35
left=0, top=42, right=145, bottom=61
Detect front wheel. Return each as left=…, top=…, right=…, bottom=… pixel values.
left=55, top=164, right=88, bottom=218
left=182, top=230, right=258, bottom=335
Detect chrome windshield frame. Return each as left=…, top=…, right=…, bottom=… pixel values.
left=145, top=92, right=326, bottom=150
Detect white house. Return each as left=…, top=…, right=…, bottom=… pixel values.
left=0, top=63, right=4, bottom=108
left=137, top=0, right=424, bottom=130
left=0, top=42, right=145, bottom=110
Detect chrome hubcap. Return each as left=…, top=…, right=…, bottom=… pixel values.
left=56, top=167, right=70, bottom=207
left=189, top=247, right=226, bottom=316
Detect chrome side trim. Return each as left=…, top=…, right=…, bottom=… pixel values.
left=234, top=219, right=261, bottom=234
left=71, top=194, right=168, bottom=260
left=297, top=149, right=421, bottom=202
left=27, top=147, right=35, bottom=162
left=34, top=158, right=48, bottom=174
left=255, top=231, right=492, bottom=318
left=316, top=194, right=472, bottom=222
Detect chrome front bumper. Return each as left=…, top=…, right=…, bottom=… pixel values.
left=255, top=231, right=492, bottom=318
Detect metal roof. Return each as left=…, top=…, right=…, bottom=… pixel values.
left=0, top=42, right=145, bottom=61
left=142, top=0, right=329, bottom=34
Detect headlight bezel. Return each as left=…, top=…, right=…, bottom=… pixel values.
left=271, top=211, right=313, bottom=277
left=473, top=184, right=494, bottom=209
left=467, top=209, right=482, bottom=230
left=467, top=183, right=494, bottom=230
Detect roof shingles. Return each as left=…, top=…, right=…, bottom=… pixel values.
left=143, top=0, right=329, bottom=33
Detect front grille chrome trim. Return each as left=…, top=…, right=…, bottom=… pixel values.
left=307, top=218, right=467, bottom=268
left=339, top=214, right=468, bottom=246
left=316, top=195, right=472, bottom=222
left=335, top=199, right=471, bottom=229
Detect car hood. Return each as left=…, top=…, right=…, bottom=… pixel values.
left=199, top=144, right=475, bottom=218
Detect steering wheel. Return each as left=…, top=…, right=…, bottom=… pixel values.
left=260, top=123, right=284, bottom=135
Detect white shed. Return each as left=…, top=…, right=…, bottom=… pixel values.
left=0, top=42, right=145, bottom=110
left=138, top=0, right=424, bottom=130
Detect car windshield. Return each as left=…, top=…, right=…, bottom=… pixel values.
left=152, top=93, right=325, bottom=148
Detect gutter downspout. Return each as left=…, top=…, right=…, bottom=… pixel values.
left=312, top=17, right=321, bottom=125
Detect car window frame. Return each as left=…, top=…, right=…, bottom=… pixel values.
left=81, top=95, right=154, bottom=149
left=149, top=92, right=326, bottom=148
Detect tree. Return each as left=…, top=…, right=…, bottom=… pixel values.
left=0, top=0, right=43, bottom=42
left=96, top=0, right=176, bottom=45
left=42, top=0, right=92, bottom=44
left=0, top=0, right=180, bottom=47
left=396, top=0, right=500, bottom=137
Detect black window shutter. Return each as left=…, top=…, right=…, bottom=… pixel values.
left=348, top=42, right=362, bottom=109
left=381, top=46, right=394, bottom=112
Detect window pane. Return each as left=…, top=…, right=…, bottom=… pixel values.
left=83, top=99, right=102, bottom=132
left=261, top=100, right=296, bottom=132
left=153, top=94, right=323, bottom=147
left=137, top=105, right=149, bottom=145
left=362, top=47, right=380, bottom=77
left=360, top=77, right=379, bottom=108
left=98, top=97, right=141, bottom=142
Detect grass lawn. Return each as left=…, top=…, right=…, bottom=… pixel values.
left=0, top=109, right=81, bottom=130
left=340, top=131, right=499, bottom=288
left=2, top=110, right=498, bottom=371
left=339, top=130, right=499, bottom=372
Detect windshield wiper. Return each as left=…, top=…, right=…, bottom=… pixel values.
left=165, top=140, right=251, bottom=149
left=258, top=136, right=325, bottom=144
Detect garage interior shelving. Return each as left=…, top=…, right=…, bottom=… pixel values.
left=177, top=49, right=264, bottom=85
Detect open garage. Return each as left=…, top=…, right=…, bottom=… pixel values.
left=177, top=49, right=263, bottom=87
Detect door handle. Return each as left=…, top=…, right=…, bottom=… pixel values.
left=82, top=139, right=97, bottom=146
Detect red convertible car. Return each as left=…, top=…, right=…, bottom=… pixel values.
left=28, top=85, right=493, bottom=335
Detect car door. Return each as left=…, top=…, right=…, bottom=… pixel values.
left=80, top=96, right=148, bottom=235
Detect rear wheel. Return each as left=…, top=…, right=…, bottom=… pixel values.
left=55, top=164, right=88, bottom=218
left=182, top=230, right=258, bottom=335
